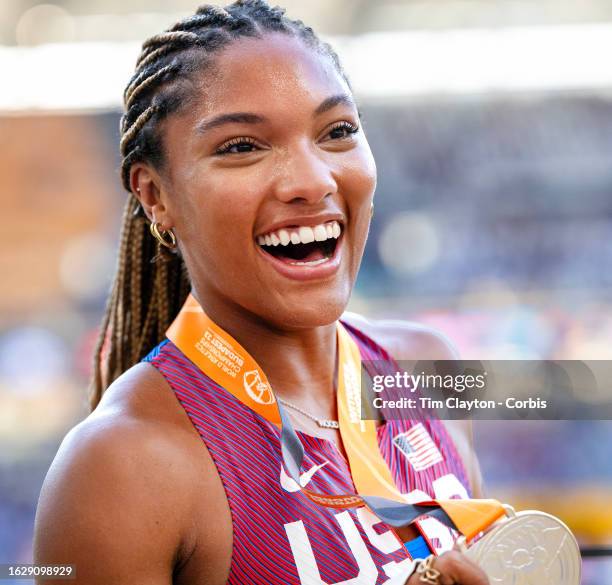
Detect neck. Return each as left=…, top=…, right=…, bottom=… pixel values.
left=190, top=287, right=339, bottom=407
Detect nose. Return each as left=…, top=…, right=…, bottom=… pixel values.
left=272, top=141, right=338, bottom=205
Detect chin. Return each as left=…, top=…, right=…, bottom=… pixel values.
left=263, top=287, right=351, bottom=331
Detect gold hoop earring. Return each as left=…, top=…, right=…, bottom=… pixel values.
left=150, top=221, right=177, bottom=249
left=370, top=203, right=374, bottom=218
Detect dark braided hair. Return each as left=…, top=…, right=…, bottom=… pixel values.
left=90, top=0, right=351, bottom=410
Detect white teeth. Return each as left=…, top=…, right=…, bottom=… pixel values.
left=298, top=226, right=315, bottom=244
left=278, top=229, right=290, bottom=246
left=313, top=225, right=327, bottom=241
left=289, top=258, right=329, bottom=266
left=257, top=220, right=343, bottom=246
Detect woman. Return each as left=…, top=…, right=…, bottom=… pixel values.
left=34, top=2, right=489, bottom=584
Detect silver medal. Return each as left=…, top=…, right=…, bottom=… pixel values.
left=455, top=505, right=581, bottom=585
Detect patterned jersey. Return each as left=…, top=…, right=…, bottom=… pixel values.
left=143, top=320, right=472, bottom=585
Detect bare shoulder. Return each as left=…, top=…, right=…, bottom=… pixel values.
left=341, top=311, right=484, bottom=497
left=33, top=363, right=232, bottom=585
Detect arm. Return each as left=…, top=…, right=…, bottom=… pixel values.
left=34, top=363, right=233, bottom=585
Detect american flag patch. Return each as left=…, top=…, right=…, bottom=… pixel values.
left=392, top=423, right=443, bottom=471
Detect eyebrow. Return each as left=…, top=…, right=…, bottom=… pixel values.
left=314, top=93, right=356, bottom=116
left=195, top=93, right=358, bottom=135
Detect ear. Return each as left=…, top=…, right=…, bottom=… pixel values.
left=130, top=163, right=173, bottom=229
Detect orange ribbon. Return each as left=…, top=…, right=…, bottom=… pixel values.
left=167, top=293, right=505, bottom=541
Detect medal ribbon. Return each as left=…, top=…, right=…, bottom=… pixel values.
left=167, top=294, right=504, bottom=542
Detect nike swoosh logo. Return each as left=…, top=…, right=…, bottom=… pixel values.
left=280, top=461, right=329, bottom=493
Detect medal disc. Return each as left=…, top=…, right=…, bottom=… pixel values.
left=457, top=507, right=581, bottom=585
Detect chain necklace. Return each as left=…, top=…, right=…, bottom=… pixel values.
left=277, top=397, right=340, bottom=429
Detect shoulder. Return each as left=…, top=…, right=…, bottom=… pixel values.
left=34, top=363, right=231, bottom=583
left=341, top=311, right=459, bottom=361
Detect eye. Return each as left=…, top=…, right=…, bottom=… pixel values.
left=215, top=137, right=259, bottom=155
left=325, top=121, right=360, bottom=141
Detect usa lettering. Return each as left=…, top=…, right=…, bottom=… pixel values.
left=284, top=474, right=465, bottom=585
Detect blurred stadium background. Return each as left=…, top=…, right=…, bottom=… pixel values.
left=1, top=0, right=612, bottom=583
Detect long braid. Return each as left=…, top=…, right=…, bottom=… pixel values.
left=90, top=0, right=351, bottom=410
left=128, top=213, right=145, bottom=363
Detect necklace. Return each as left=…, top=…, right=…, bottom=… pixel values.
left=277, top=397, right=340, bottom=429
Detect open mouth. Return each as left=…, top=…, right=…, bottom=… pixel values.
left=256, top=221, right=342, bottom=267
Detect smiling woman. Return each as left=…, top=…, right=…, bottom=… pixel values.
left=32, top=2, right=487, bottom=585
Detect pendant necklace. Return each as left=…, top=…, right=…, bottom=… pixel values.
left=277, top=397, right=340, bottom=429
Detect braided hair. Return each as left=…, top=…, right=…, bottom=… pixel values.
left=90, top=0, right=351, bottom=410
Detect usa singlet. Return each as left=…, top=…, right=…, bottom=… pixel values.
left=143, top=320, right=472, bottom=585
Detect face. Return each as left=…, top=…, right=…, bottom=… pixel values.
left=136, top=33, right=377, bottom=330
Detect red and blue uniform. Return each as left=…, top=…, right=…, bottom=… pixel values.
left=143, top=320, right=472, bottom=584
